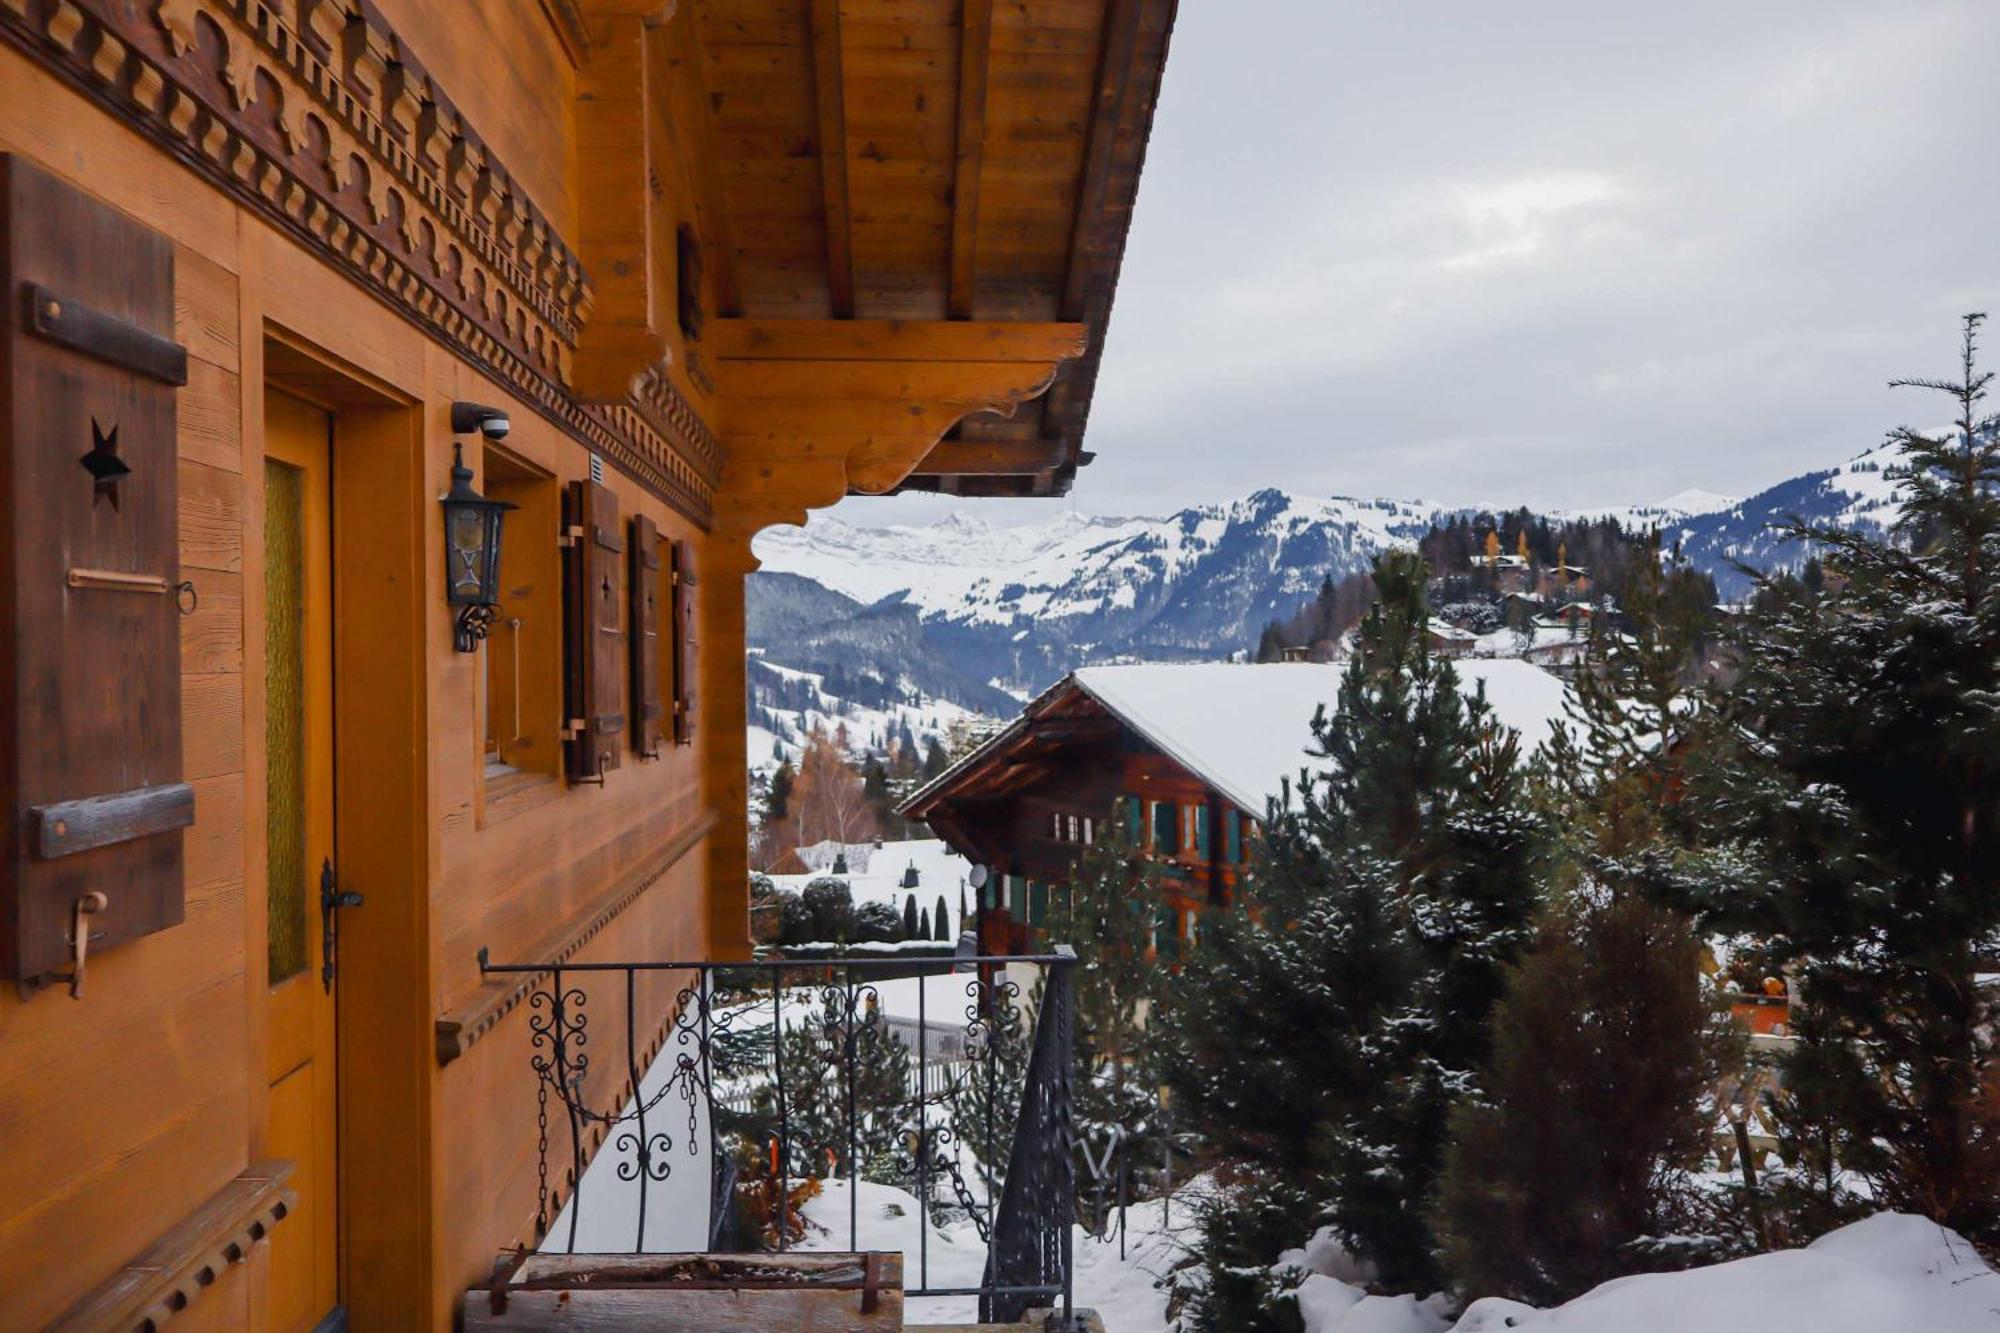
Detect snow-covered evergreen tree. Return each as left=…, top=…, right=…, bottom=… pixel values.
left=1671, top=315, right=2000, bottom=1247
left=1159, top=550, right=1540, bottom=1313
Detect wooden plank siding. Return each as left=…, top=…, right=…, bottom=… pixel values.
left=0, top=0, right=1175, bottom=1325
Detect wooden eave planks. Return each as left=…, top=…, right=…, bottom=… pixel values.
left=949, top=0, right=994, bottom=319
left=686, top=0, right=1179, bottom=492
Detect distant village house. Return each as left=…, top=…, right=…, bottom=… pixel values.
left=902, top=661, right=1571, bottom=955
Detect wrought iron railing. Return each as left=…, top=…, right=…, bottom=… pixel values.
left=479, top=949, right=1079, bottom=1325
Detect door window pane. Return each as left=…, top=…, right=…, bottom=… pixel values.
left=265, top=459, right=308, bottom=984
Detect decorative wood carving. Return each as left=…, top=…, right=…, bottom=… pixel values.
left=0, top=0, right=720, bottom=525
left=47, top=1160, right=297, bottom=1332
left=2, top=153, right=191, bottom=990
left=710, top=317, right=1088, bottom=543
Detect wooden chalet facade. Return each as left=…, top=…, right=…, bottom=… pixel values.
left=0, top=0, right=1176, bottom=1327
left=902, top=669, right=1268, bottom=959
left=902, top=661, right=1576, bottom=958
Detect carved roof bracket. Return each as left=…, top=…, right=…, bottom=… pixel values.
left=710, top=318, right=1086, bottom=551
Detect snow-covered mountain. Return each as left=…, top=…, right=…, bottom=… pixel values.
left=1562, top=487, right=1741, bottom=530
left=753, top=490, right=1443, bottom=693
left=746, top=440, right=1918, bottom=713
left=1663, top=440, right=1902, bottom=597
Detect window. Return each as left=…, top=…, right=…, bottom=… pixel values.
left=483, top=449, right=561, bottom=781
left=1067, top=813, right=1080, bottom=843
left=1051, top=810, right=1063, bottom=839
left=1152, top=800, right=1177, bottom=854
left=1082, top=816, right=1095, bottom=844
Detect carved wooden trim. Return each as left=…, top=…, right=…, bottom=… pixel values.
left=48, top=1160, right=297, bottom=1332
left=434, top=809, right=718, bottom=1064
left=0, top=0, right=718, bottom=525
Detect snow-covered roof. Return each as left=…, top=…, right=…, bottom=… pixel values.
left=1061, top=659, right=1571, bottom=815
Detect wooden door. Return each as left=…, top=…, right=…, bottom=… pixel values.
left=263, top=389, right=340, bottom=1330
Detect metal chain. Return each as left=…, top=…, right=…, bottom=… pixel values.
left=536, top=1067, right=551, bottom=1235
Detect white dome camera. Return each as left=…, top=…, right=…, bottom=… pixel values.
left=450, top=401, right=510, bottom=442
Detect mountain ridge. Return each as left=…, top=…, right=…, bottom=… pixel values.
left=746, top=440, right=1910, bottom=708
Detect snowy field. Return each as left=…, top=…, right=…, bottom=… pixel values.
left=766, top=837, right=979, bottom=945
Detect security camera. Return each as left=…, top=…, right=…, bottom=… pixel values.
left=450, top=401, right=510, bottom=441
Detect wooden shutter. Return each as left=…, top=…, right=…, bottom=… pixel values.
left=2, top=155, right=194, bottom=987
left=629, top=513, right=663, bottom=758
left=562, top=478, right=624, bottom=782
left=671, top=538, right=698, bottom=745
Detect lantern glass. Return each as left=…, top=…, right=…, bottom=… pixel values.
left=441, top=443, right=515, bottom=611
left=447, top=505, right=488, bottom=602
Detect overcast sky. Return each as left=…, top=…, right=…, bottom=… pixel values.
left=834, top=1, right=2000, bottom=528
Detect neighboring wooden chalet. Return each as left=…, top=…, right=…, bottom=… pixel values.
left=902, top=660, right=1570, bottom=955
left=0, top=1, right=1176, bottom=1327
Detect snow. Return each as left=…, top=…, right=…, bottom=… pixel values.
left=553, top=1109, right=2000, bottom=1333
left=765, top=837, right=976, bottom=944
left=752, top=490, right=1443, bottom=629
left=1450, top=1213, right=2000, bottom=1332
left=1064, top=660, right=1572, bottom=815
left=1560, top=486, right=1742, bottom=529
left=746, top=654, right=986, bottom=792
left=797, top=1177, right=1193, bottom=1329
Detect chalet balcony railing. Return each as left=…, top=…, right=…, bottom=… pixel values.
left=479, top=948, right=1079, bottom=1326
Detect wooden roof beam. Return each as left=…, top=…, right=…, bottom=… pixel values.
left=912, top=436, right=1068, bottom=477
left=711, top=318, right=1084, bottom=363
left=948, top=0, right=994, bottom=320
left=1059, top=0, right=1146, bottom=321
left=660, top=4, right=743, bottom=316
left=808, top=0, right=855, bottom=318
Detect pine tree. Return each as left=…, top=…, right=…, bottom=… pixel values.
left=1669, top=315, right=2000, bottom=1245
left=1433, top=894, right=1728, bottom=1305
left=923, top=737, right=951, bottom=781
left=918, top=906, right=931, bottom=939
left=1038, top=815, right=1171, bottom=1200
left=1159, top=551, right=1540, bottom=1304
left=773, top=994, right=916, bottom=1181
left=902, top=893, right=920, bottom=940
left=1434, top=520, right=1742, bottom=1302
left=934, top=894, right=951, bottom=941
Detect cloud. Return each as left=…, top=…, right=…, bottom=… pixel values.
left=833, top=0, right=2000, bottom=529
left=1441, top=172, right=1621, bottom=269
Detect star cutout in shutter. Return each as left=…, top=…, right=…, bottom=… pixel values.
left=81, top=418, right=132, bottom=509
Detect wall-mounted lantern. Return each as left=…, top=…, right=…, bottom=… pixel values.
left=443, top=402, right=516, bottom=652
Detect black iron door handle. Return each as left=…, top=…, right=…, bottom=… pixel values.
left=319, top=858, right=363, bottom=993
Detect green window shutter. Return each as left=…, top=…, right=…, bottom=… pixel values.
left=1152, top=800, right=1177, bottom=853
left=1124, top=798, right=1142, bottom=844
left=1156, top=905, right=1181, bottom=960
left=1008, top=874, right=1028, bottom=918
left=1029, top=879, right=1049, bottom=927
left=1196, top=804, right=1211, bottom=858
left=1226, top=810, right=1242, bottom=864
